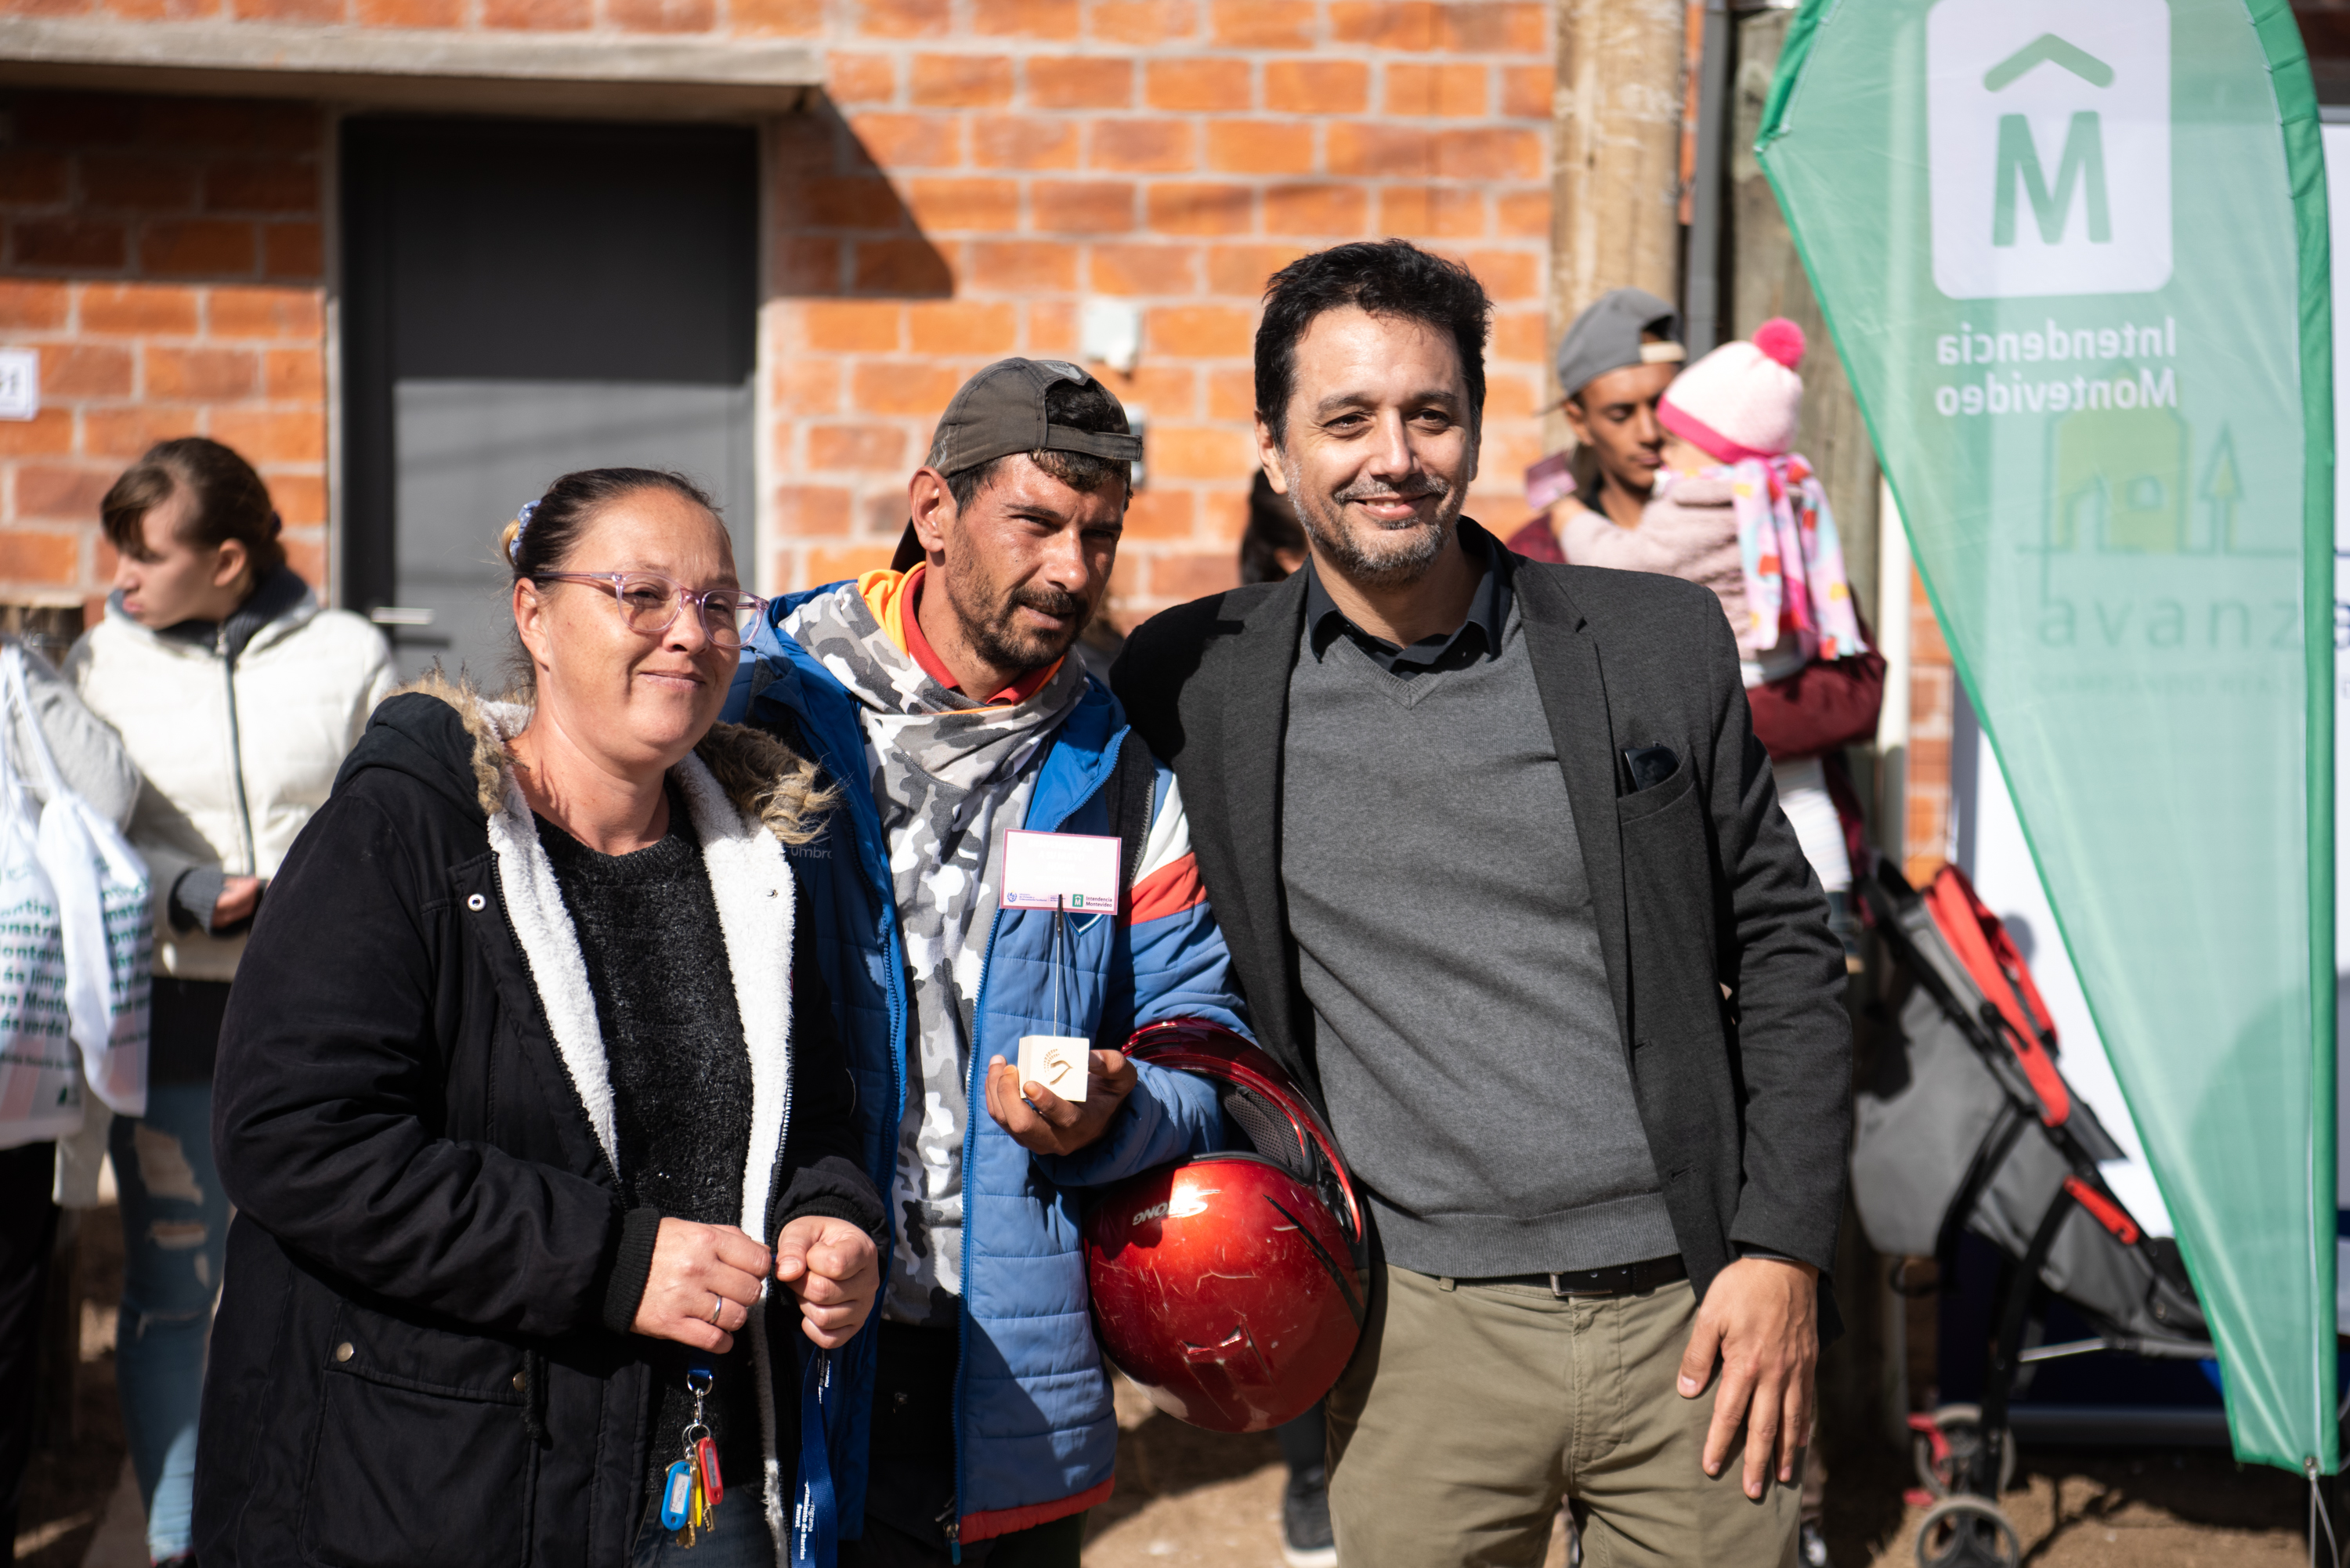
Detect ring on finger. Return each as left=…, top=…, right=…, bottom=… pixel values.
left=710, top=1292, right=725, bottom=1327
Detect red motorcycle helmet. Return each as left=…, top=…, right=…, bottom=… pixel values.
left=1084, top=1021, right=1366, bottom=1433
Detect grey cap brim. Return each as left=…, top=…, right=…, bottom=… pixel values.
left=1554, top=287, right=1684, bottom=403
left=926, top=357, right=1142, bottom=474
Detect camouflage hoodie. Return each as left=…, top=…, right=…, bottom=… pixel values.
left=783, top=573, right=1086, bottom=1325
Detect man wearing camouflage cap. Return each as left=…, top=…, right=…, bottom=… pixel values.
left=723, top=359, right=1250, bottom=1566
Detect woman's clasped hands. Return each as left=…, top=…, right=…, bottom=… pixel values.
left=633, top=1215, right=878, bottom=1353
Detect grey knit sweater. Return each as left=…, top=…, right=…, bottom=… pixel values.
left=1279, top=603, right=1680, bottom=1278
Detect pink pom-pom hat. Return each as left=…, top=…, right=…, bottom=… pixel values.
left=1658, top=316, right=1807, bottom=464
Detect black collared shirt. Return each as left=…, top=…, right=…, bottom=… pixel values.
left=1302, top=519, right=1510, bottom=680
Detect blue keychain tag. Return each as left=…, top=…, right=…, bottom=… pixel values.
left=790, top=1348, right=837, bottom=1568
left=660, top=1459, right=695, bottom=1532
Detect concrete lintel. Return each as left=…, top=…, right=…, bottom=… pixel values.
left=0, top=18, right=822, bottom=117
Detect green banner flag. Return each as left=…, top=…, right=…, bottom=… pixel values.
left=1759, top=0, right=2335, bottom=1471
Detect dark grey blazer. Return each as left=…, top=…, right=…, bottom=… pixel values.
left=1111, top=538, right=1853, bottom=1308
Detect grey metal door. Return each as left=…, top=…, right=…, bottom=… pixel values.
left=342, top=117, right=759, bottom=685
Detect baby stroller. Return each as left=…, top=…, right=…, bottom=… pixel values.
left=1853, top=858, right=2213, bottom=1568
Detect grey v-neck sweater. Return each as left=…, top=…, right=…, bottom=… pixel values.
left=1278, top=602, right=1679, bottom=1277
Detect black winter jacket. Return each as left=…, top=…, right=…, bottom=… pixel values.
left=193, top=681, right=881, bottom=1568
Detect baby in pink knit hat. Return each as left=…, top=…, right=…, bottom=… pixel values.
left=1555, top=318, right=1867, bottom=897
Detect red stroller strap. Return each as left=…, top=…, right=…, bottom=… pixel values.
left=2061, top=1176, right=2142, bottom=1245
left=1925, top=865, right=2072, bottom=1126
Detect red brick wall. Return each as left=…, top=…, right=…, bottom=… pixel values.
left=773, top=5, right=1555, bottom=616
left=1903, top=563, right=1954, bottom=886
left=0, top=3, right=1554, bottom=624
left=0, top=92, right=328, bottom=617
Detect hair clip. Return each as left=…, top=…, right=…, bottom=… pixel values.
left=508, top=500, right=538, bottom=565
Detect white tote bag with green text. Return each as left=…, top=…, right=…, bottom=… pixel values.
left=0, top=645, right=149, bottom=1151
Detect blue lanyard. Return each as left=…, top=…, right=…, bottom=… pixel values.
left=790, top=1346, right=837, bottom=1568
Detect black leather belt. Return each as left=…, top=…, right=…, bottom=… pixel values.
left=1454, top=1254, right=1688, bottom=1299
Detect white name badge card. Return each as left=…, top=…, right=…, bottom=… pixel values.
left=1001, top=829, right=1120, bottom=912
left=1016, top=1035, right=1092, bottom=1103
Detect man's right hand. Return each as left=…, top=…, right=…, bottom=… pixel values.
left=632, top=1217, right=772, bottom=1353
left=983, top=1049, right=1137, bottom=1156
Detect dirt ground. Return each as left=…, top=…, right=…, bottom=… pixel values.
left=13, top=1207, right=128, bottom=1568
left=8, top=1216, right=2321, bottom=1568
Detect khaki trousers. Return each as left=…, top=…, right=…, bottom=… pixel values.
left=1325, top=1265, right=1801, bottom=1568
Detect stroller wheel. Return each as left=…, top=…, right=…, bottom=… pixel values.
left=1910, top=1405, right=2017, bottom=1498
left=1914, top=1496, right=2021, bottom=1568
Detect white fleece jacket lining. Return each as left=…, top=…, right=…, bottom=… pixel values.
left=477, top=699, right=801, bottom=1566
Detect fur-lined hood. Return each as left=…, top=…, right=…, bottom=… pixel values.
left=386, top=670, right=832, bottom=844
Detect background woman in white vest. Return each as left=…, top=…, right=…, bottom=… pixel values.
left=70, top=437, right=394, bottom=1568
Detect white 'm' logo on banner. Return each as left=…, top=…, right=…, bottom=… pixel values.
left=1927, top=0, right=2171, bottom=299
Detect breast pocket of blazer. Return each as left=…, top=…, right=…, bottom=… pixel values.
left=1614, top=752, right=1717, bottom=988
left=1614, top=751, right=1697, bottom=827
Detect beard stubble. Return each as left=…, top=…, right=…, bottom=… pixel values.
left=1283, top=457, right=1464, bottom=590
left=943, top=563, right=1093, bottom=677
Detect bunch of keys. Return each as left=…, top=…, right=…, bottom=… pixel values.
left=659, top=1367, right=725, bottom=1548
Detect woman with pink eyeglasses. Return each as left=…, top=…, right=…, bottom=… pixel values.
left=194, top=468, right=882, bottom=1568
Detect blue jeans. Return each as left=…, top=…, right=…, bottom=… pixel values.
left=110, top=1081, right=228, bottom=1562
left=631, top=1512, right=778, bottom=1568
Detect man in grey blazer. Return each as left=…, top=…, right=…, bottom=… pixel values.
left=1112, top=240, right=1851, bottom=1567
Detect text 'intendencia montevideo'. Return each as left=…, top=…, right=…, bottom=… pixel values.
left=1932, top=315, right=2179, bottom=417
